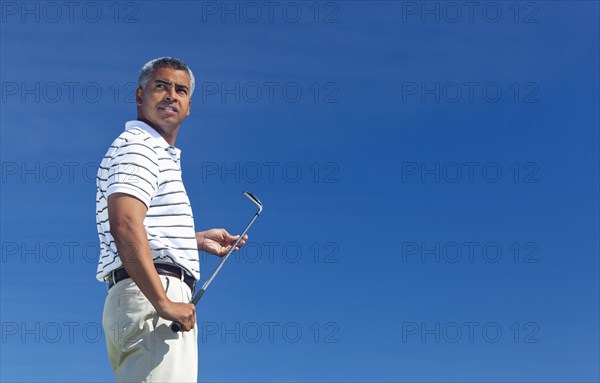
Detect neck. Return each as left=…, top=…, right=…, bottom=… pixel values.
left=138, top=117, right=178, bottom=146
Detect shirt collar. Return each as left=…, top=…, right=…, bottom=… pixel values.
left=125, top=120, right=171, bottom=149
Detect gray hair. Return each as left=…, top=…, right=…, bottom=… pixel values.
left=138, top=57, right=196, bottom=97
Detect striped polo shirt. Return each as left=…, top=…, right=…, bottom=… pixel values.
left=95, top=120, right=199, bottom=282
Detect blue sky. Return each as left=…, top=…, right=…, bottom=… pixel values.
left=1, top=1, right=598, bottom=382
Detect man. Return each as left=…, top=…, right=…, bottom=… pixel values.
left=96, top=57, right=247, bottom=382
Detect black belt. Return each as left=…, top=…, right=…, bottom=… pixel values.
left=108, top=263, right=195, bottom=291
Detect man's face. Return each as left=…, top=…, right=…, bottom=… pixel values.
left=136, top=67, right=192, bottom=130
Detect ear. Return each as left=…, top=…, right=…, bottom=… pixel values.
left=136, top=87, right=143, bottom=106
left=186, top=99, right=191, bottom=116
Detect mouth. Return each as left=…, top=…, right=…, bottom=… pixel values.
left=158, top=105, right=178, bottom=114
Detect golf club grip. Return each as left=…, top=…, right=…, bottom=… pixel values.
left=171, top=321, right=182, bottom=332
left=191, top=288, right=205, bottom=305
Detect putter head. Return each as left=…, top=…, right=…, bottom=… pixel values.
left=243, top=191, right=263, bottom=214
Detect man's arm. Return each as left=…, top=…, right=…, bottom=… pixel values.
left=108, top=192, right=196, bottom=331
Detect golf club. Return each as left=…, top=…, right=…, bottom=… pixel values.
left=171, top=191, right=263, bottom=332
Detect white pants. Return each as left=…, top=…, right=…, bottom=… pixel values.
left=102, top=275, right=198, bottom=382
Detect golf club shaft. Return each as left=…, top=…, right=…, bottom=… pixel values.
left=195, top=212, right=259, bottom=298
left=171, top=212, right=260, bottom=332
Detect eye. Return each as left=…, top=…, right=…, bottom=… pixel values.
left=156, top=83, right=165, bottom=89
left=177, top=88, right=188, bottom=95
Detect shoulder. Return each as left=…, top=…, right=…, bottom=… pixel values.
left=112, top=129, right=159, bottom=158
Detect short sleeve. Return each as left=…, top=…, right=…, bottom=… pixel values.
left=105, top=139, right=160, bottom=208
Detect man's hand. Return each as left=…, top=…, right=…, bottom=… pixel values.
left=196, top=228, right=248, bottom=256
left=155, top=300, right=196, bottom=332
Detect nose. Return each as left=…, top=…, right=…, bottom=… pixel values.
left=164, top=87, right=178, bottom=101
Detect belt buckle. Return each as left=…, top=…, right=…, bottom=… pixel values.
left=105, top=270, right=117, bottom=292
